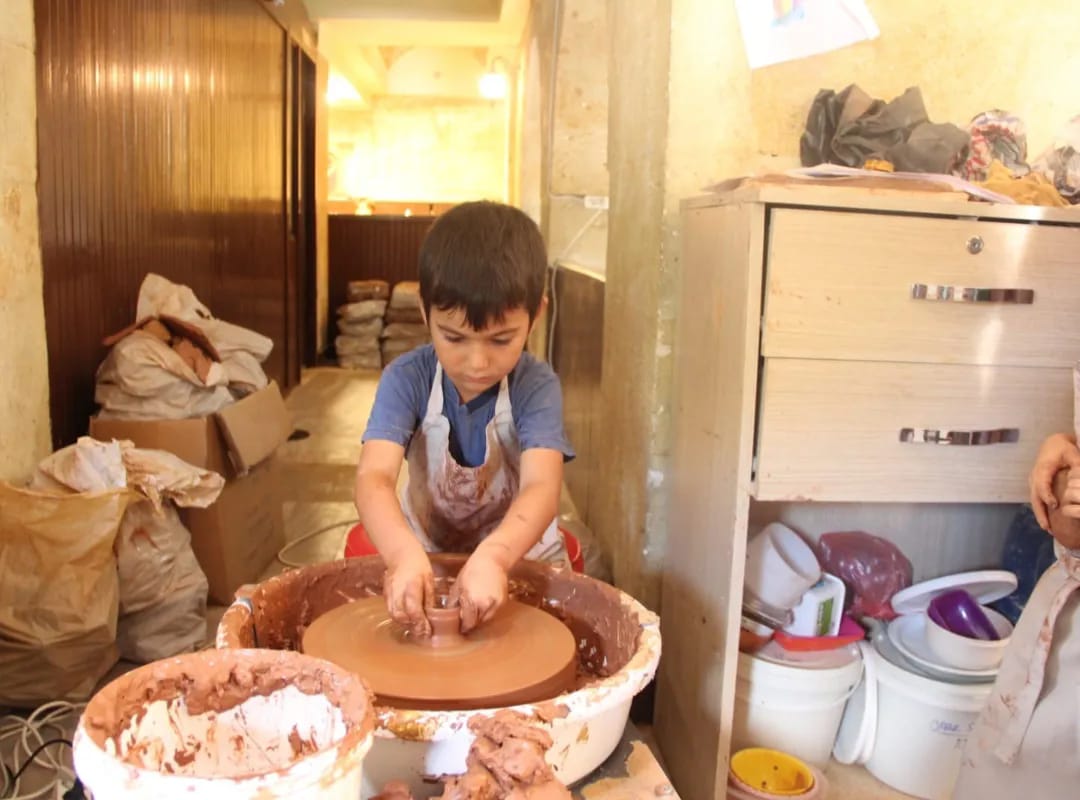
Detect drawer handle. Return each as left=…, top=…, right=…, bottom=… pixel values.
left=899, top=427, right=1020, bottom=446
left=910, top=283, right=1034, bottom=304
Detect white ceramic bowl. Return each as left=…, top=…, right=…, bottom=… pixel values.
left=924, top=607, right=1013, bottom=671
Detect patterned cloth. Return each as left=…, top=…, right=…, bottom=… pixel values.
left=1032, top=115, right=1080, bottom=204
left=957, top=110, right=1028, bottom=182
left=952, top=553, right=1080, bottom=799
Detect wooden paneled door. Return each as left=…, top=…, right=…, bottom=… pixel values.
left=284, top=41, right=319, bottom=382
left=34, top=0, right=309, bottom=448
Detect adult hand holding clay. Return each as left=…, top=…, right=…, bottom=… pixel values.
left=954, top=421, right=1080, bottom=797
left=1029, top=432, right=1080, bottom=530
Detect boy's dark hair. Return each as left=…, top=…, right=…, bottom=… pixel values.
left=418, top=201, right=548, bottom=329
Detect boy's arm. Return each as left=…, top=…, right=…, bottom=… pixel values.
left=1030, top=433, right=1080, bottom=530
left=455, top=447, right=564, bottom=631
left=355, top=439, right=434, bottom=634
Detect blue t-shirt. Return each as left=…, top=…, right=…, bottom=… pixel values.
left=362, top=345, right=575, bottom=468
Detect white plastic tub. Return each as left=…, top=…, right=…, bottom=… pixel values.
left=73, top=649, right=375, bottom=799
left=733, top=647, right=863, bottom=766
left=216, top=556, right=662, bottom=798
left=841, top=644, right=991, bottom=799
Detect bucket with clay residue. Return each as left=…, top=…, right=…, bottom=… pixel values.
left=72, top=649, right=374, bottom=799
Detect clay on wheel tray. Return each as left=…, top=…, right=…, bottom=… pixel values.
left=302, top=597, right=578, bottom=710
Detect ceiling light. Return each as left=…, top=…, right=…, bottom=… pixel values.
left=478, top=57, right=509, bottom=100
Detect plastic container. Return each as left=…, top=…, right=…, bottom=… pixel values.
left=730, top=747, right=815, bottom=796
left=834, top=639, right=991, bottom=799
left=216, top=555, right=661, bottom=798
left=925, top=606, right=1012, bottom=671
left=783, top=574, right=845, bottom=637
left=928, top=589, right=1000, bottom=641
left=745, top=523, right=822, bottom=611
left=774, top=616, right=865, bottom=652
left=732, top=647, right=863, bottom=766
left=73, top=649, right=375, bottom=799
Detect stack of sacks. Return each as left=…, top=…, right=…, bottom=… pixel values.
left=336, top=279, right=389, bottom=371
left=95, top=274, right=272, bottom=420
left=381, top=281, right=430, bottom=365
left=29, top=437, right=221, bottom=664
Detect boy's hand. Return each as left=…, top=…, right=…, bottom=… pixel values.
left=1030, top=434, right=1080, bottom=530
left=383, top=546, right=435, bottom=637
left=454, top=547, right=510, bottom=633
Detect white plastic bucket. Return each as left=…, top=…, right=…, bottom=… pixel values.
left=745, top=522, right=822, bottom=611
left=73, top=649, right=375, bottom=799
left=862, top=648, right=990, bottom=799
left=732, top=649, right=863, bottom=766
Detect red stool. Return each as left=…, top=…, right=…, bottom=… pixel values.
left=344, top=522, right=585, bottom=574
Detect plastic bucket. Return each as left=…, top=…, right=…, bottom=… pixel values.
left=73, top=649, right=375, bottom=799
left=862, top=648, right=990, bottom=799
left=745, top=522, right=822, bottom=611
left=732, top=649, right=863, bottom=766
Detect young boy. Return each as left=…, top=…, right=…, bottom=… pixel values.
left=354, top=201, right=574, bottom=638
left=953, top=417, right=1080, bottom=797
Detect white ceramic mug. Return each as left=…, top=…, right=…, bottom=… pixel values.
left=745, top=522, right=822, bottom=611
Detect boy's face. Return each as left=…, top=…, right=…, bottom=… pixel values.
left=427, top=304, right=539, bottom=402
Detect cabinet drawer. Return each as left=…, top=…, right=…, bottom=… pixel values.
left=762, top=209, right=1080, bottom=368
left=753, top=359, right=1074, bottom=503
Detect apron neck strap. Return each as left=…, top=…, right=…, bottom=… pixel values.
left=494, top=375, right=511, bottom=415
left=430, top=363, right=512, bottom=418
left=427, top=363, right=447, bottom=418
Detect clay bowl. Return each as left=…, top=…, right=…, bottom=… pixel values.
left=216, top=555, right=661, bottom=798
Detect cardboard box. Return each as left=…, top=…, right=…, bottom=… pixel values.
left=89, top=381, right=292, bottom=478
left=183, top=458, right=285, bottom=604
left=90, top=381, right=293, bottom=604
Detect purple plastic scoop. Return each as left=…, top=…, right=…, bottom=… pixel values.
left=928, top=589, right=1000, bottom=641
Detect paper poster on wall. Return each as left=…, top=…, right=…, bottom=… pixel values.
left=735, top=0, right=880, bottom=70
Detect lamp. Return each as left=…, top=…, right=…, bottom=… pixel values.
left=478, top=57, right=509, bottom=100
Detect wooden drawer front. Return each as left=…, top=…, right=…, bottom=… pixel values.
left=754, top=359, right=1074, bottom=503
left=762, top=209, right=1080, bottom=368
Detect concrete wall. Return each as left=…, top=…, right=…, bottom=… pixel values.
left=0, top=0, right=51, bottom=482
left=547, top=0, right=609, bottom=273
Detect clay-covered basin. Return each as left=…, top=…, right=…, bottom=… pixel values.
left=217, top=555, right=661, bottom=797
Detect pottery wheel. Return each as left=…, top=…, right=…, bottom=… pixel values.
left=302, top=597, right=578, bottom=710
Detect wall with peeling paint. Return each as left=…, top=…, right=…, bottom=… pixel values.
left=529, top=0, right=609, bottom=274
left=0, top=0, right=51, bottom=482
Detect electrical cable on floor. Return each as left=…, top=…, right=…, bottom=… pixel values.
left=276, top=519, right=359, bottom=568
left=0, top=701, right=83, bottom=800
left=7, top=739, right=72, bottom=786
